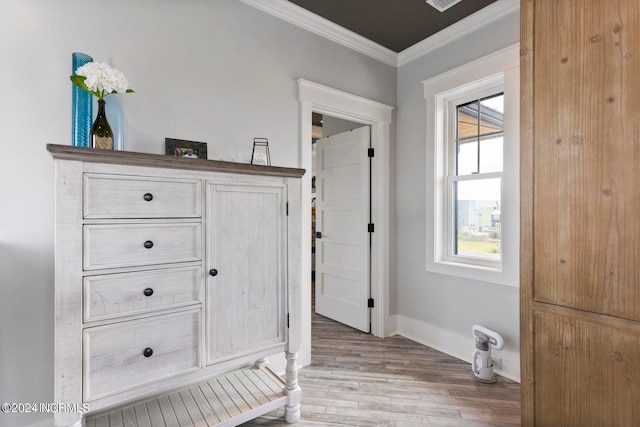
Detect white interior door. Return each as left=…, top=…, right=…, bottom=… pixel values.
left=315, top=126, right=371, bottom=332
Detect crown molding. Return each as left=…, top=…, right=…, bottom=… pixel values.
left=238, top=0, right=398, bottom=66
left=239, top=0, right=520, bottom=68
left=397, top=0, right=520, bottom=66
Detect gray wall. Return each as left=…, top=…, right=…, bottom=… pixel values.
left=0, top=1, right=396, bottom=425
left=321, top=116, right=364, bottom=137
left=395, top=12, right=521, bottom=377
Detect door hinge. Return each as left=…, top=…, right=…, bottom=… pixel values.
left=368, top=298, right=374, bottom=308
left=368, top=147, right=374, bottom=158
left=287, top=313, right=290, bottom=328
left=286, top=202, right=289, bottom=216
left=368, top=223, right=374, bottom=233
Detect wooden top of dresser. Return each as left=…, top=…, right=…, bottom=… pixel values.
left=47, top=144, right=305, bottom=178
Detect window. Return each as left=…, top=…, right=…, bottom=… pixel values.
left=423, top=45, right=519, bottom=286
left=449, top=92, right=503, bottom=267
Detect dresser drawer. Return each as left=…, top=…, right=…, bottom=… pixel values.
left=83, top=266, right=201, bottom=322
left=83, top=223, right=201, bottom=270
left=84, top=309, right=200, bottom=401
left=84, top=174, right=201, bottom=219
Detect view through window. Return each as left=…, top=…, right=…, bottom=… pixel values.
left=452, top=93, right=503, bottom=261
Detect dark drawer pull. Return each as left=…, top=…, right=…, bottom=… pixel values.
left=143, top=348, right=153, bottom=358
left=209, top=269, right=218, bottom=277
left=143, top=193, right=153, bottom=201
left=315, top=231, right=322, bottom=239
left=144, top=240, right=154, bottom=249
left=143, top=288, right=154, bottom=297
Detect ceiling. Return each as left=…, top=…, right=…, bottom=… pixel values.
left=287, top=0, right=498, bottom=53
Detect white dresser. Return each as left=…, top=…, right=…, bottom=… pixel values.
left=48, top=145, right=303, bottom=427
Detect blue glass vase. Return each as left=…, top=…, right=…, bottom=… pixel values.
left=105, top=95, right=125, bottom=150
left=71, top=52, right=93, bottom=147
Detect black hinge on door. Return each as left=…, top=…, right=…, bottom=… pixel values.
left=368, top=223, right=374, bottom=233
left=368, top=148, right=374, bottom=158
left=286, top=202, right=289, bottom=216
left=368, top=298, right=374, bottom=308
left=287, top=313, right=290, bottom=328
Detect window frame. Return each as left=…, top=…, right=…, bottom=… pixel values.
left=423, top=44, right=519, bottom=287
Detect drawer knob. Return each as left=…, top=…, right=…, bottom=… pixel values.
left=143, top=348, right=153, bottom=358
left=143, top=193, right=153, bottom=201
left=143, top=288, right=154, bottom=297
left=144, top=240, right=154, bottom=249
left=209, top=269, right=218, bottom=277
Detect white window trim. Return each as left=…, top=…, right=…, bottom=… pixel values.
left=423, top=44, right=520, bottom=287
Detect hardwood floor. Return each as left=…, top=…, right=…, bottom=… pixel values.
left=243, top=311, right=521, bottom=426
left=87, top=309, right=520, bottom=426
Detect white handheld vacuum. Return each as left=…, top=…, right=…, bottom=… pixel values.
left=471, top=325, right=504, bottom=384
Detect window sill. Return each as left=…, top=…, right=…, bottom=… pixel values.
left=427, top=258, right=518, bottom=288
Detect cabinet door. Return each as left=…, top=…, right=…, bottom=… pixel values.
left=531, top=0, right=640, bottom=321
left=206, top=181, right=287, bottom=363
left=521, top=0, right=640, bottom=425
left=531, top=312, right=640, bottom=426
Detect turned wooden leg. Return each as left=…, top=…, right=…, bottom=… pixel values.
left=284, top=351, right=302, bottom=423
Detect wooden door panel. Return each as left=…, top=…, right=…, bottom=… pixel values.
left=206, top=182, right=287, bottom=363
left=532, top=0, right=640, bottom=321
left=533, top=311, right=640, bottom=426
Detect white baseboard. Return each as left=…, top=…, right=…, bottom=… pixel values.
left=395, top=314, right=521, bottom=383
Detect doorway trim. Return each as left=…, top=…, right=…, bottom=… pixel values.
left=297, top=79, right=394, bottom=367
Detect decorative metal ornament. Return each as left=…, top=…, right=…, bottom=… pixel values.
left=251, top=138, right=271, bottom=166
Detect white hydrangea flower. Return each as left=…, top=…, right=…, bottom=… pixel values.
left=75, top=62, right=132, bottom=98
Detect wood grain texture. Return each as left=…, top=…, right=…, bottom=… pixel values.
left=86, top=366, right=288, bottom=427
left=244, top=311, right=521, bottom=427
left=47, top=144, right=305, bottom=178
left=519, top=0, right=535, bottom=425
left=533, top=312, right=640, bottom=426
left=532, top=0, right=640, bottom=320
left=83, top=309, right=200, bottom=400
left=54, top=159, right=85, bottom=427
left=83, top=173, right=201, bottom=219
left=83, top=266, right=201, bottom=323
left=206, top=182, right=286, bottom=363
left=521, top=1, right=640, bottom=425
left=83, top=222, right=202, bottom=270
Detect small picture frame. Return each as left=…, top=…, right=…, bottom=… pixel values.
left=165, top=138, right=207, bottom=159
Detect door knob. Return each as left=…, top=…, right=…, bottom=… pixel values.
left=209, top=269, right=218, bottom=277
